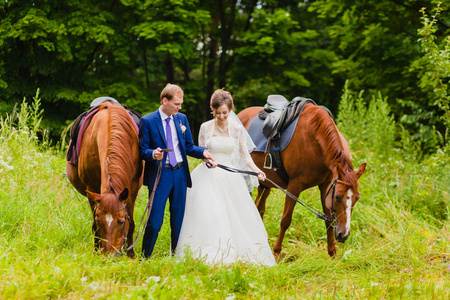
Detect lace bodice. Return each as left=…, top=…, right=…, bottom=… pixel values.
left=198, top=118, right=259, bottom=191
left=208, top=136, right=234, bottom=165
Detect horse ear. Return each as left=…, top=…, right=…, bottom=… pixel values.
left=119, top=188, right=129, bottom=201
left=336, top=163, right=345, bottom=179
left=86, top=190, right=101, bottom=202
left=356, top=163, right=367, bottom=179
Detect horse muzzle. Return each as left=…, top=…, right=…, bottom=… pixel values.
left=335, top=230, right=350, bottom=243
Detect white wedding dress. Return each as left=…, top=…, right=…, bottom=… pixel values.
left=175, top=125, right=276, bottom=266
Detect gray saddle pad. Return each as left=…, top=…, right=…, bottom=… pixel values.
left=248, top=114, right=300, bottom=152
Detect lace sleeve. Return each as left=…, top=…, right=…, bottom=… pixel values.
left=198, top=123, right=206, bottom=148
left=231, top=123, right=259, bottom=192
left=236, top=126, right=253, bottom=166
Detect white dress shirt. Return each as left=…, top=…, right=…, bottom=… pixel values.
left=158, top=108, right=183, bottom=164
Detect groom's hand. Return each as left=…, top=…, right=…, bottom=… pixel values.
left=153, top=148, right=164, bottom=160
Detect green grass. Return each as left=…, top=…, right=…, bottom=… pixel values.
left=1, top=97, right=449, bottom=299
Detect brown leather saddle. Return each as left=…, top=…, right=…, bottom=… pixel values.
left=257, top=95, right=333, bottom=183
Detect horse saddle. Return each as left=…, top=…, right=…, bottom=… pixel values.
left=66, top=97, right=142, bottom=164
left=88, top=96, right=142, bottom=128
left=259, top=95, right=324, bottom=142
left=254, top=95, right=334, bottom=183
left=258, top=95, right=290, bottom=137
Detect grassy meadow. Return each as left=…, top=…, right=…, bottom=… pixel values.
left=1, top=93, right=449, bottom=299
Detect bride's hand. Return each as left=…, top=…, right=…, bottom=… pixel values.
left=257, top=170, right=266, bottom=181
left=205, top=159, right=217, bottom=168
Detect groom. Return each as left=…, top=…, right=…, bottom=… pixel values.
left=139, top=83, right=214, bottom=258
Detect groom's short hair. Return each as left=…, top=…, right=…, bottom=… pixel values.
left=160, top=84, right=183, bottom=103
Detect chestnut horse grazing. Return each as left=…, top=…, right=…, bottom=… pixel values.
left=238, top=104, right=366, bottom=259
left=66, top=102, right=143, bottom=257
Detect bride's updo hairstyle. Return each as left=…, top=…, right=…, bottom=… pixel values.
left=210, top=89, right=235, bottom=113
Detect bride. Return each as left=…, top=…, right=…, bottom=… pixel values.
left=174, top=89, right=276, bottom=266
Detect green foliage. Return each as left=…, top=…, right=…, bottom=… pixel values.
left=231, top=6, right=340, bottom=109
left=415, top=3, right=450, bottom=129
left=337, top=81, right=396, bottom=161
left=0, top=89, right=48, bottom=149
left=337, top=81, right=449, bottom=224
left=131, top=0, right=209, bottom=60
left=309, top=0, right=450, bottom=153
left=398, top=2, right=450, bottom=153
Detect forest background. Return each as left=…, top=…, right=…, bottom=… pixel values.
left=1, top=0, right=449, bottom=152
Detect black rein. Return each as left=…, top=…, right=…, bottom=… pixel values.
left=207, top=162, right=337, bottom=224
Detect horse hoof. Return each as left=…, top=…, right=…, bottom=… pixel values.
left=274, top=252, right=282, bottom=262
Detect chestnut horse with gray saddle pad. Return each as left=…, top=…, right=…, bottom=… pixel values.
left=238, top=95, right=366, bottom=259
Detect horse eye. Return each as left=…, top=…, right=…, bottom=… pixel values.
left=335, top=195, right=342, bottom=202
left=118, top=219, right=125, bottom=226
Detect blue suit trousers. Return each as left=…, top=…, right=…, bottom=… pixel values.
left=142, top=165, right=187, bottom=258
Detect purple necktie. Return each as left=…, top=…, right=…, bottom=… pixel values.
left=165, top=117, right=177, bottom=167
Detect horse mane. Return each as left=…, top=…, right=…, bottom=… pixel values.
left=308, top=105, right=358, bottom=189
left=99, top=102, right=139, bottom=213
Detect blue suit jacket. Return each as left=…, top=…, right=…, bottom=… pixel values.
left=139, top=110, right=205, bottom=188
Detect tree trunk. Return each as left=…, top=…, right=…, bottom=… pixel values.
left=218, top=0, right=237, bottom=88
left=143, top=46, right=149, bottom=89
left=205, top=17, right=220, bottom=120
left=164, top=54, right=174, bottom=83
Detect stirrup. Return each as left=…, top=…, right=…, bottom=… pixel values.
left=263, top=153, right=273, bottom=169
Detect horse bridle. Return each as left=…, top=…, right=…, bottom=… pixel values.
left=119, top=204, right=131, bottom=253
left=93, top=202, right=130, bottom=253
left=324, top=178, right=338, bottom=225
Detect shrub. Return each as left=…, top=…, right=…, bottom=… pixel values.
left=337, top=82, right=449, bottom=224
left=337, top=81, right=397, bottom=162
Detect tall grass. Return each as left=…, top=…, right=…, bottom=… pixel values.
left=0, top=92, right=449, bottom=299
left=337, top=81, right=449, bottom=224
